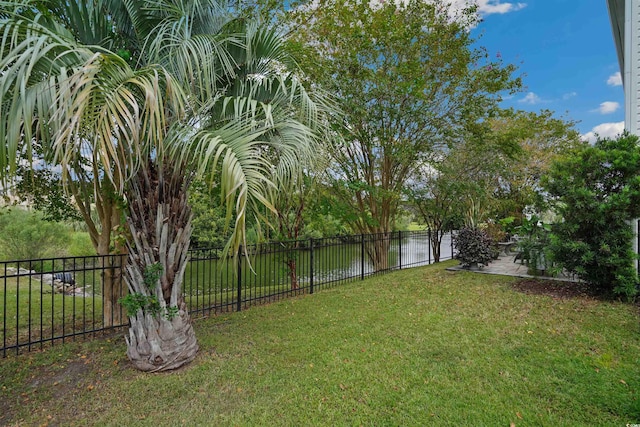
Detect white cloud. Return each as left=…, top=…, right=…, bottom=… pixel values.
left=562, top=91, right=577, bottom=100
left=607, top=71, right=622, bottom=86
left=475, top=0, right=526, bottom=14
left=593, top=101, right=620, bottom=114
left=518, top=92, right=541, bottom=104
left=448, top=0, right=526, bottom=15
left=581, top=121, right=625, bottom=143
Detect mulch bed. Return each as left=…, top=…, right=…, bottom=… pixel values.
left=511, top=278, right=603, bottom=300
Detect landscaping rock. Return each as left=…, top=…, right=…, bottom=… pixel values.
left=2, top=267, right=36, bottom=277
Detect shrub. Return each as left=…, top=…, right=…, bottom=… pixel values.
left=454, top=227, right=493, bottom=268
left=483, top=222, right=507, bottom=259
left=542, top=133, right=640, bottom=299
left=515, top=215, right=554, bottom=275
left=68, top=232, right=96, bottom=256
left=0, top=208, right=70, bottom=262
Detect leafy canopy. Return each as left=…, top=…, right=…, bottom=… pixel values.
left=543, top=133, right=640, bottom=298
left=290, top=0, right=521, bottom=237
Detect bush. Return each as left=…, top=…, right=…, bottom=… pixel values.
left=514, top=215, right=554, bottom=275
left=543, top=133, right=640, bottom=299
left=483, top=222, right=507, bottom=259
left=68, top=232, right=96, bottom=256
left=0, top=208, right=71, bottom=261
left=454, top=227, right=493, bottom=268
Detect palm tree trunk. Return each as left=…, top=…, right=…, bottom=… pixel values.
left=123, top=161, right=198, bottom=372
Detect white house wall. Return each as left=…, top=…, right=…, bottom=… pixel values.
left=623, top=0, right=640, bottom=134
left=607, top=0, right=639, bottom=269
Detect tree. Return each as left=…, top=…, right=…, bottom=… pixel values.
left=487, top=109, right=581, bottom=221
left=291, top=0, right=520, bottom=270
left=421, top=109, right=580, bottom=230
left=0, top=0, right=326, bottom=371
left=406, top=166, right=463, bottom=262
left=542, top=133, right=640, bottom=299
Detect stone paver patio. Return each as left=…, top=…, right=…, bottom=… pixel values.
left=447, top=255, right=578, bottom=282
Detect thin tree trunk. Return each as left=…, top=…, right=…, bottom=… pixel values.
left=102, top=257, right=126, bottom=327
left=123, top=161, right=198, bottom=372
left=287, top=257, right=298, bottom=290
left=431, top=228, right=443, bottom=263
left=75, top=183, right=128, bottom=328
left=366, top=233, right=390, bottom=271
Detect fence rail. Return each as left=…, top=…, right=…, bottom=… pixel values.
left=1, top=230, right=455, bottom=356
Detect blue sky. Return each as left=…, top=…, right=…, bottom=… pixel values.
left=467, top=0, right=624, bottom=141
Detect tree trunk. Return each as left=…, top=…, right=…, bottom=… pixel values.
left=366, top=233, right=390, bottom=271
left=125, top=302, right=197, bottom=372
left=287, top=257, right=298, bottom=290
left=102, top=257, right=126, bottom=327
left=431, top=228, right=442, bottom=263
left=74, top=184, right=128, bottom=328
left=123, top=161, right=198, bottom=372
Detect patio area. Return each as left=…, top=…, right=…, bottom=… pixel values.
left=447, top=254, right=578, bottom=282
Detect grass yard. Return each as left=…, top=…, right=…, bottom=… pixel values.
left=1, top=261, right=639, bottom=426
left=1, top=276, right=105, bottom=350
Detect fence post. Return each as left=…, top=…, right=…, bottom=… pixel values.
left=237, top=246, right=242, bottom=312
left=398, top=230, right=402, bottom=269
left=309, top=239, right=314, bottom=294
left=637, top=220, right=640, bottom=276
left=428, top=229, right=432, bottom=264
left=451, top=231, right=455, bottom=260
left=361, top=234, right=365, bottom=280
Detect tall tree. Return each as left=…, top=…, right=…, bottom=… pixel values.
left=487, top=109, right=582, bottom=221
left=291, top=0, right=520, bottom=270
left=0, top=0, right=326, bottom=371
left=420, top=109, right=581, bottom=229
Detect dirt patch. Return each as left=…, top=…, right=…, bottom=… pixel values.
left=27, top=357, right=92, bottom=391
left=0, top=351, right=117, bottom=427
left=511, top=278, right=603, bottom=300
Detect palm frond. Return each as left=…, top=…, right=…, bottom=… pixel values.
left=52, top=52, right=186, bottom=190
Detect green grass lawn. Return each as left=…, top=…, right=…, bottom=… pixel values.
left=1, top=276, right=104, bottom=350
left=1, top=261, right=639, bottom=426
left=406, top=222, right=427, bottom=231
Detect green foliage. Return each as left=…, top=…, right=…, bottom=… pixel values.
left=143, top=262, right=163, bottom=290
left=487, top=109, right=582, bottom=221
left=291, top=0, right=521, bottom=238
left=118, top=263, right=181, bottom=318
left=300, top=213, right=348, bottom=240
left=188, top=179, right=232, bottom=248
left=515, top=215, right=554, bottom=275
left=0, top=208, right=71, bottom=261
left=12, top=164, right=83, bottom=223
left=68, top=232, right=96, bottom=256
left=482, top=222, right=506, bottom=259
left=498, top=216, right=517, bottom=236
left=543, top=133, right=640, bottom=298
left=118, top=293, right=161, bottom=317
left=406, top=169, right=465, bottom=262
left=437, top=109, right=580, bottom=227
left=166, top=306, right=179, bottom=320
left=454, top=227, right=493, bottom=267
left=118, top=292, right=180, bottom=320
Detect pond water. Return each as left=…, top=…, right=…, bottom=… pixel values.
left=184, top=232, right=456, bottom=293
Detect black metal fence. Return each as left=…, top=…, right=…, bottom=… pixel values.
left=1, top=230, right=455, bottom=356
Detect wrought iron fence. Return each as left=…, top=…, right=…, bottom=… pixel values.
left=1, top=230, right=455, bottom=356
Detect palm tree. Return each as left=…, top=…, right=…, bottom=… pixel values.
left=0, top=0, right=326, bottom=371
